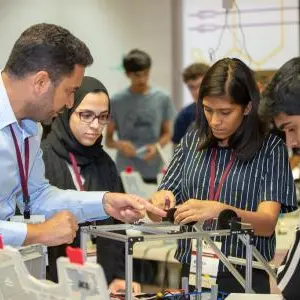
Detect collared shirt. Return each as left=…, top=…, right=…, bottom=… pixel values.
left=159, top=128, right=297, bottom=272
left=0, top=73, right=108, bottom=246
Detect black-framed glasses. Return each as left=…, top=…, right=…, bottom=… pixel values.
left=75, top=110, right=111, bottom=125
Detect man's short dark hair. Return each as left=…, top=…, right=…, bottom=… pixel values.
left=123, top=49, right=151, bottom=73
left=260, top=57, right=300, bottom=121
left=183, top=63, right=210, bottom=82
left=4, top=23, right=93, bottom=84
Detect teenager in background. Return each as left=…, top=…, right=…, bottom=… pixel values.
left=172, top=63, right=209, bottom=145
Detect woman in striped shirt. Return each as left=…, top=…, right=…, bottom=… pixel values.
left=149, top=58, right=297, bottom=294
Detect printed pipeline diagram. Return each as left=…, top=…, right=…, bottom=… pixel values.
left=185, top=0, right=298, bottom=69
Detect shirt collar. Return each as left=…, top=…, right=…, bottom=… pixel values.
left=0, top=71, right=37, bottom=137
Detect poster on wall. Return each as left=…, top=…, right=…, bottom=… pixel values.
left=182, top=0, right=299, bottom=105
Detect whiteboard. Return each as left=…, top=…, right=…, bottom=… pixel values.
left=182, top=0, right=299, bottom=105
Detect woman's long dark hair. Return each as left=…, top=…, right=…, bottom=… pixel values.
left=196, top=58, right=266, bottom=161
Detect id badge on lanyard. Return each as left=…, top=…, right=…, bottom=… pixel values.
left=10, top=214, right=48, bottom=265
left=189, top=239, right=222, bottom=288
left=10, top=125, right=46, bottom=230
left=189, top=148, right=235, bottom=288
left=10, top=125, right=31, bottom=219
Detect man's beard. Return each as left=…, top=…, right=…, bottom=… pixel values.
left=25, top=87, right=56, bottom=122
left=41, top=117, right=54, bottom=125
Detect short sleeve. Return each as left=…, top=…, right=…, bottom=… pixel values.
left=259, top=141, right=297, bottom=213
left=162, top=94, right=176, bottom=122
left=159, top=139, right=185, bottom=204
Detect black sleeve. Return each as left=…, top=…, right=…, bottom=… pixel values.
left=98, top=157, right=127, bottom=282
left=111, top=217, right=126, bottom=281
left=277, top=226, right=300, bottom=300
left=172, top=111, right=187, bottom=144
left=96, top=218, right=127, bottom=283
left=40, top=140, right=56, bottom=184
left=111, top=164, right=126, bottom=281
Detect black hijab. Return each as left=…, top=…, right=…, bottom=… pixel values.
left=42, top=76, right=121, bottom=192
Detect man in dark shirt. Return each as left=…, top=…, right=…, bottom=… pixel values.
left=172, top=63, right=209, bottom=145
left=260, top=57, right=300, bottom=300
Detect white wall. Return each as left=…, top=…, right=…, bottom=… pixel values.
left=0, top=0, right=173, bottom=96
left=0, top=0, right=175, bottom=162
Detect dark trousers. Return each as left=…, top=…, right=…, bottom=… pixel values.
left=181, top=264, right=270, bottom=295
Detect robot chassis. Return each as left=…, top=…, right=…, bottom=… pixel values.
left=80, top=220, right=276, bottom=300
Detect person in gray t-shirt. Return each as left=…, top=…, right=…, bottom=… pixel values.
left=105, top=49, right=175, bottom=181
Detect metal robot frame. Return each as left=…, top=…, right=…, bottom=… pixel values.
left=80, top=222, right=276, bottom=300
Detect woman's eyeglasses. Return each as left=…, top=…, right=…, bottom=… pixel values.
left=75, top=110, right=111, bottom=125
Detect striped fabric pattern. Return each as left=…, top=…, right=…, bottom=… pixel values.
left=159, top=129, right=297, bottom=272
left=277, top=226, right=300, bottom=299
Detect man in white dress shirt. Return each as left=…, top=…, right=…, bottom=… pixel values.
left=0, top=23, right=165, bottom=248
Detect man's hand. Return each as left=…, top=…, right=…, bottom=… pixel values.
left=103, top=192, right=166, bottom=223
left=143, top=144, right=158, bottom=162
left=174, top=200, right=225, bottom=225
left=24, top=211, right=78, bottom=246
left=109, top=278, right=141, bottom=294
left=148, top=190, right=176, bottom=222
left=117, top=140, right=137, bottom=158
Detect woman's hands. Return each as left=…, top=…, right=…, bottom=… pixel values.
left=148, top=190, right=176, bottom=222
left=174, top=199, right=225, bottom=225
left=148, top=191, right=228, bottom=225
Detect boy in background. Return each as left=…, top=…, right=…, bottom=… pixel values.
left=106, top=49, right=175, bottom=183
left=172, top=63, right=209, bottom=145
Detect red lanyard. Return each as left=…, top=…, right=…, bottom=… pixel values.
left=209, top=148, right=235, bottom=201
left=9, top=125, right=31, bottom=219
left=69, top=153, right=98, bottom=226
left=69, top=152, right=85, bottom=191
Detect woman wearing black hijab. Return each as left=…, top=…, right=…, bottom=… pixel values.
left=42, top=76, right=140, bottom=293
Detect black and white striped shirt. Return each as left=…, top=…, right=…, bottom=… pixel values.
left=159, top=129, right=297, bottom=272
left=277, top=225, right=300, bottom=300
